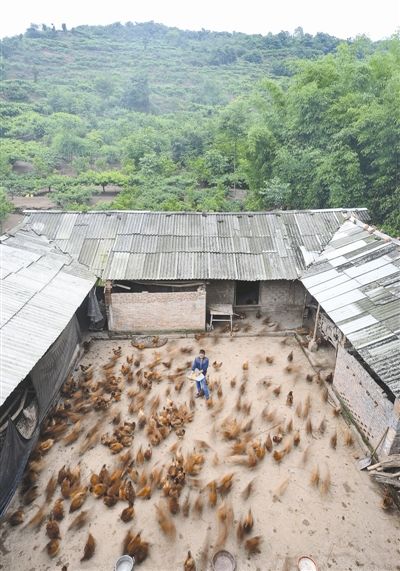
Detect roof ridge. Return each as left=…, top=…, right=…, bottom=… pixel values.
left=22, top=208, right=369, bottom=215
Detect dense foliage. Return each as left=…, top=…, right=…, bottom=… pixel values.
left=0, top=22, right=399, bottom=234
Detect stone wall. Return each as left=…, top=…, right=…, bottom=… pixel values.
left=108, top=289, right=206, bottom=333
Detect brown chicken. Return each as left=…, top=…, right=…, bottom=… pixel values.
left=81, top=533, right=96, bottom=561
left=217, top=473, right=234, bottom=496
left=29, top=504, right=48, bottom=530
left=286, top=391, right=293, bottom=407
left=8, top=509, right=24, bottom=526
left=273, top=450, right=284, bottom=463
left=273, top=385, right=281, bottom=397
left=45, top=474, right=58, bottom=502
left=63, top=422, right=82, bottom=445
left=121, top=504, right=135, bottom=523
left=344, top=430, right=354, bottom=446
left=103, top=494, right=119, bottom=507
left=265, top=434, right=273, bottom=452
left=155, top=502, right=176, bottom=539
left=52, top=498, right=65, bottom=521
left=38, top=439, right=55, bottom=455
left=243, top=509, right=254, bottom=534
left=208, top=481, right=217, bottom=507
left=124, top=480, right=136, bottom=505
left=69, top=489, right=88, bottom=512
left=46, top=539, right=60, bottom=558
left=46, top=519, right=61, bottom=540
left=92, top=483, right=107, bottom=498
left=67, top=510, right=90, bottom=531
left=184, top=551, right=196, bottom=571
left=241, top=479, right=255, bottom=501
left=244, top=536, right=262, bottom=555
left=182, top=494, right=190, bottom=517
left=136, top=485, right=152, bottom=500
left=193, top=494, right=204, bottom=516
left=310, top=466, right=320, bottom=487
left=124, top=531, right=150, bottom=564
left=22, top=485, right=39, bottom=505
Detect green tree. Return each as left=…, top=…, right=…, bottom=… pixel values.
left=0, top=188, right=13, bottom=228
left=121, top=75, right=151, bottom=112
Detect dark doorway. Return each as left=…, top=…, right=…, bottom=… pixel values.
left=235, top=281, right=260, bottom=305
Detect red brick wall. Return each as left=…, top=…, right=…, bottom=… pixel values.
left=109, top=289, right=206, bottom=333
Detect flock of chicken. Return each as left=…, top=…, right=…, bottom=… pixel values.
left=4, top=335, right=346, bottom=569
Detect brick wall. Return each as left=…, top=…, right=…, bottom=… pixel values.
left=207, top=281, right=235, bottom=306
left=109, top=289, right=206, bottom=333
left=333, top=345, right=400, bottom=455
left=259, top=280, right=306, bottom=328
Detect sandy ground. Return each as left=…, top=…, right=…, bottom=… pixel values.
left=1, top=333, right=399, bottom=571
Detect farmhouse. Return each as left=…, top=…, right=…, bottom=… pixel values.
left=1, top=207, right=399, bottom=528
left=22, top=208, right=369, bottom=332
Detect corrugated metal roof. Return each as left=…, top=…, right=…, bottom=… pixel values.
left=0, top=231, right=96, bottom=406
left=302, top=218, right=400, bottom=397
left=22, top=209, right=369, bottom=281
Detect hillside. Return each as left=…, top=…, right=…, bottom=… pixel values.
left=0, top=22, right=399, bottom=234
left=1, top=22, right=341, bottom=112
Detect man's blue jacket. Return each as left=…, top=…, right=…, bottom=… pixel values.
left=192, top=356, right=209, bottom=375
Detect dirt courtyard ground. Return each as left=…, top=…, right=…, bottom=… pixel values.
left=1, top=333, right=399, bottom=571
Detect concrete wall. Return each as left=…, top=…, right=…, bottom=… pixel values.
left=259, top=280, right=306, bottom=329
left=109, top=289, right=206, bottom=333
left=333, top=344, right=400, bottom=455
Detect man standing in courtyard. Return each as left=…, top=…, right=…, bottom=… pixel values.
left=192, top=349, right=210, bottom=400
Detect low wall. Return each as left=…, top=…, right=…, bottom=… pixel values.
left=333, top=344, right=400, bottom=455
left=109, top=289, right=206, bottom=332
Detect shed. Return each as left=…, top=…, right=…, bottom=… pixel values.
left=0, top=229, right=96, bottom=514
left=302, top=217, right=400, bottom=455
left=22, top=209, right=369, bottom=332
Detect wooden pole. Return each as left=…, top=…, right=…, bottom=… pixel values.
left=312, top=303, right=321, bottom=342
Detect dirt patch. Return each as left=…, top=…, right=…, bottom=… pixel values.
left=1, top=335, right=399, bottom=570
left=12, top=195, right=57, bottom=210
